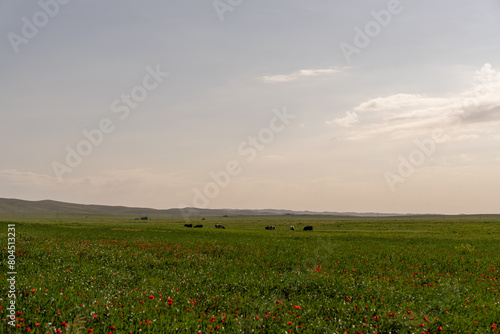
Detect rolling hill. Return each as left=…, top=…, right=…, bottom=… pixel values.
left=0, top=198, right=403, bottom=217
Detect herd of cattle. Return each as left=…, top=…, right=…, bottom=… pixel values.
left=183, top=224, right=313, bottom=231
left=183, top=224, right=204, bottom=228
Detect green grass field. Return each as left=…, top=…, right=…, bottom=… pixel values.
left=1, top=215, right=500, bottom=333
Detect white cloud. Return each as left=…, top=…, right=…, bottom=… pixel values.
left=0, top=168, right=196, bottom=208
left=455, top=134, right=480, bottom=141
left=0, top=168, right=190, bottom=191
left=326, top=111, right=359, bottom=127
left=0, top=169, right=58, bottom=188
left=354, top=94, right=448, bottom=112
left=260, top=68, right=341, bottom=83
left=336, top=63, right=500, bottom=141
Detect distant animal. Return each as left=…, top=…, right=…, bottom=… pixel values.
left=215, top=224, right=225, bottom=229
left=194, top=224, right=203, bottom=228
left=201, top=218, right=206, bottom=220
left=265, top=226, right=276, bottom=230
left=303, top=226, right=313, bottom=231
left=290, top=226, right=295, bottom=231
left=184, top=224, right=193, bottom=227
left=141, top=217, right=149, bottom=221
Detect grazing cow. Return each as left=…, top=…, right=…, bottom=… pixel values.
left=303, top=226, right=313, bottom=231
left=290, top=226, right=295, bottom=231
left=194, top=224, right=203, bottom=228
left=141, top=216, right=149, bottom=221
left=184, top=224, right=193, bottom=228
left=265, top=226, right=276, bottom=230
left=215, top=224, right=225, bottom=229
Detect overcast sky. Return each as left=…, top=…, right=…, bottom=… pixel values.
left=1, top=0, right=500, bottom=214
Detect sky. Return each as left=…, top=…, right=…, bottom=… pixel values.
left=1, top=0, right=500, bottom=214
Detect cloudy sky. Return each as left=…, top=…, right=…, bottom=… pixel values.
left=1, top=0, right=500, bottom=214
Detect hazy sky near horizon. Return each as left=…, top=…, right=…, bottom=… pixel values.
left=1, top=0, right=500, bottom=214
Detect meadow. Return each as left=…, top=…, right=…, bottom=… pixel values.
left=1, top=214, right=500, bottom=333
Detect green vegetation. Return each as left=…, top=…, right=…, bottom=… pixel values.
left=1, top=215, right=500, bottom=333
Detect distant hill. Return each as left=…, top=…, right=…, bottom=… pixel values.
left=0, top=198, right=402, bottom=217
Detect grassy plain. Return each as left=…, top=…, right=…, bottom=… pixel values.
left=1, top=214, right=500, bottom=333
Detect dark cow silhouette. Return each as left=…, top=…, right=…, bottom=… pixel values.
left=290, top=226, right=295, bottom=231
left=140, top=217, right=149, bottom=220
left=184, top=224, right=193, bottom=227
left=194, top=224, right=203, bottom=228
left=215, top=224, right=225, bottom=229
left=265, top=226, right=276, bottom=230
left=303, top=226, right=313, bottom=231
